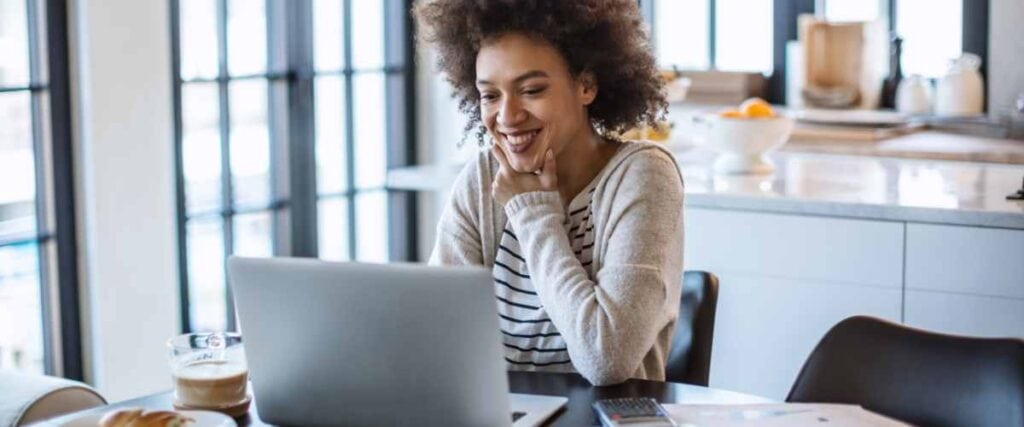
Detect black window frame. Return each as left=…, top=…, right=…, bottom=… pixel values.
left=0, top=0, right=83, bottom=380
left=169, top=0, right=417, bottom=333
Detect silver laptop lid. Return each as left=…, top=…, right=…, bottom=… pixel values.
left=228, top=257, right=511, bottom=427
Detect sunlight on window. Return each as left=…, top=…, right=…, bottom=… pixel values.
left=715, top=0, right=773, bottom=73
left=824, top=0, right=882, bottom=23
left=315, top=75, right=348, bottom=195
left=228, top=80, right=271, bottom=207
left=187, top=217, right=227, bottom=332
left=351, top=0, right=384, bottom=69
left=0, top=243, right=45, bottom=373
left=233, top=212, right=273, bottom=257
left=896, top=0, right=961, bottom=78
left=654, top=0, right=710, bottom=70
left=179, top=0, right=218, bottom=80
left=353, top=73, right=387, bottom=189
left=182, top=83, right=223, bottom=214
left=318, top=197, right=350, bottom=261
left=355, top=191, right=389, bottom=262
left=313, top=0, right=344, bottom=72
left=227, top=0, right=266, bottom=76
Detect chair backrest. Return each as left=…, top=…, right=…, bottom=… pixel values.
left=664, top=270, right=719, bottom=386
left=788, top=315, right=1024, bottom=427
left=0, top=371, right=106, bottom=426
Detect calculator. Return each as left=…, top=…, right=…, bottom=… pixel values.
left=593, top=397, right=677, bottom=426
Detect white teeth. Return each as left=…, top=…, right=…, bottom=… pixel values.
left=506, top=130, right=539, bottom=146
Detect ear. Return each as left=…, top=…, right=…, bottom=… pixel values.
left=577, top=71, right=598, bottom=106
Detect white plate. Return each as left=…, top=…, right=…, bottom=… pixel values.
left=793, top=108, right=909, bottom=127
left=55, top=409, right=236, bottom=427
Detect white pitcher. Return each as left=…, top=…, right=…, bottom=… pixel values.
left=896, top=75, right=933, bottom=114
left=934, top=53, right=984, bottom=116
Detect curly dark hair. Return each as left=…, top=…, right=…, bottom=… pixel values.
left=413, top=0, right=667, bottom=145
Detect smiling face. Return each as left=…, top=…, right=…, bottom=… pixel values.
left=476, top=33, right=597, bottom=173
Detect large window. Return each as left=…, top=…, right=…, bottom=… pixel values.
left=824, top=0, right=965, bottom=78
left=647, top=0, right=984, bottom=102
left=651, top=0, right=775, bottom=74
left=0, top=0, right=81, bottom=378
left=171, top=0, right=416, bottom=333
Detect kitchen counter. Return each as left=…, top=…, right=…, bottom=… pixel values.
left=782, top=131, right=1024, bottom=164
left=677, top=148, right=1023, bottom=229
left=388, top=140, right=1024, bottom=230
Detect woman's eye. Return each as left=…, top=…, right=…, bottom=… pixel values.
left=480, top=93, right=498, bottom=102
left=523, top=87, right=546, bottom=96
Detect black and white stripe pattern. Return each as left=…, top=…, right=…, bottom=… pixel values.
left=494, top=186, right=597, bottom=371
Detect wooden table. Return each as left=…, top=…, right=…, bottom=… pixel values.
left=50, top=372, right=772, bottom=426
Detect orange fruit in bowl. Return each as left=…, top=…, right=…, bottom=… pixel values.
left=719, top=109, right=745, bottom=119
left=740, top=97, right=775, bottom=118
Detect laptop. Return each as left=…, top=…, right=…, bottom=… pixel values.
left=227, top=256, right=568, bottom=427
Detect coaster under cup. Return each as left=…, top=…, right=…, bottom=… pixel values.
left=173, top=395, right=251, bottom=418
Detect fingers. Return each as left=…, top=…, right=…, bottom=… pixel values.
left=539, top=149, right=558, bottom=189
left=491, top=144, right=512, bottom=174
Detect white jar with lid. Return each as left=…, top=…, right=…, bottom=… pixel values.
left=934, top=53, right=984, bottom=116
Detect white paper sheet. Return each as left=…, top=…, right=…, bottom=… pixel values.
left=663, top=403, right=912, bottom=427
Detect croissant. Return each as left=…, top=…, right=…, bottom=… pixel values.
left=98, top=408, right=194, bottom=427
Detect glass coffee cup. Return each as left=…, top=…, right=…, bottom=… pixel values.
left=167, top=332, right=251, bottom=417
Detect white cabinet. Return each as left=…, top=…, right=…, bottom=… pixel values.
left=710, top=273, right=901, bottom=399
left=685, top=209, right=1024, bottom=400
left=904, top=224, right=1024, bottom=338
left=684, top=208, right=904, bottom=399
left=905, top=290, right=1024, bottom=338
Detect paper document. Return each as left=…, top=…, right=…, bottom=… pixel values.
left=663, top=403, right=911, bottom=427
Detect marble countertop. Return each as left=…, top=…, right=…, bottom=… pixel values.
left=675, top=148, right=1024, bottom=229
left=389, top=143, right=1024, bottom=230
left=782, top=131, right=1024, bottom=164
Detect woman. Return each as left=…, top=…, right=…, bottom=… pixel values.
left=415, top=0, right=685, bottom=386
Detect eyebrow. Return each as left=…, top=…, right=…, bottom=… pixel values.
left=476, top=70, right=549, bottom=86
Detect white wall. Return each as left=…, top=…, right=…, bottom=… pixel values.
left=72, top=0, right=180, bottom=400
left=414, top=47, right=472, bottom=259
left=988, top=0, right=1024, bottom=114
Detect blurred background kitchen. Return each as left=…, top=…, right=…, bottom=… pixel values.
left=1, top=0, right=1022, bottom=402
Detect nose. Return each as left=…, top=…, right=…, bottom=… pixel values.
left=497, top=96, right=527, bottom=127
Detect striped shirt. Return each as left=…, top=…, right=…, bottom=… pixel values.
left=494, top=185, right=597, bottom=372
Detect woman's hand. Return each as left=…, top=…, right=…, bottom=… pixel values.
left=491, top=145, right=558, bottom=206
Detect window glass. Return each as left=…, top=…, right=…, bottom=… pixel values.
left=187, top=217, right=227, bottom=332
left=227, top=0, right=267, bottom=76
left=182, top=83, right=223, bottom=214
left=0, top=0, right=31, bottom=86
left=355, top=191, right=388, bottom=262
left=233, top=211, right=273, bottom=257
left=315, top=75, right=347, bottom=195
left=0, top=92, right=38, bottom=238
left=0, top=243, right=44, bottom=373
left=896, top=0, right=962, bottom=78
left=179, top=0, right=219, bottom=80
left=352, top=73, right=387, bottom=189
left=229, top=79, right=271, bottom=207
left=313, top=0, right=344, bottom=72
left=351, top=0, right=384, bottom=69
left=654, top=0, right=710, bottom=69
left=715, top=0, right=773, bottom=73
left=317, top=197, right=349, bottom=261
left=824, top=0, right=882, bottom=22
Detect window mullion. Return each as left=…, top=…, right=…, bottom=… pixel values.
left=216, top=0, right=237, bottom=332
left=342, top=0, right=357, bottom=260
left=283, top=0, right=318, bottom=258
left=170, top=0, right=192, bottom=334
left=708, top=0, right=716, bottom=69
left=24, top=0, right=60, bottom=377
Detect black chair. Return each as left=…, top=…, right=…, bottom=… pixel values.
left=788, top=315, right=1024, bottom=427
left=664, top=270, right=719, bottom=386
